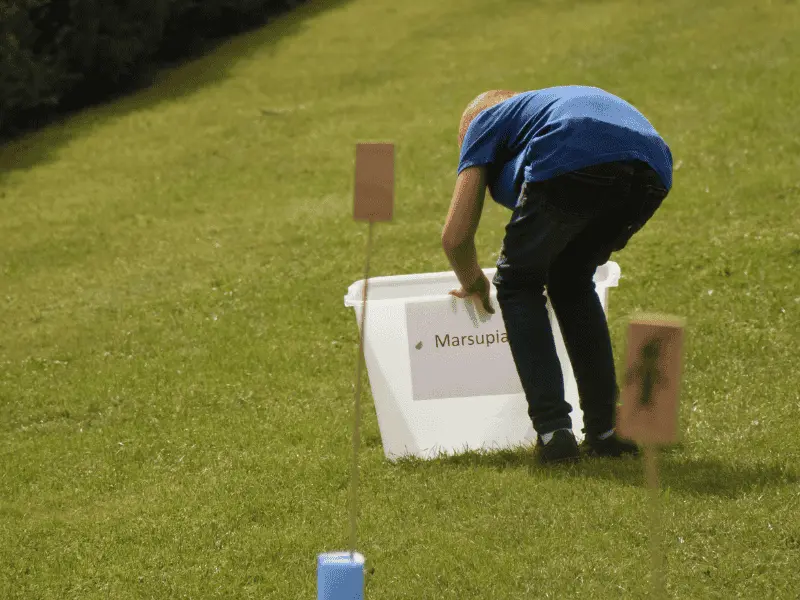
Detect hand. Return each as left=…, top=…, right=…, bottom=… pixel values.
left=449, top=272, right=495, bottom=314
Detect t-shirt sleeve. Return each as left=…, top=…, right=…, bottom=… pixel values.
left=457, top=108, right=507, bottom=175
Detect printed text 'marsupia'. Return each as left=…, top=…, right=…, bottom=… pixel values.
left=434, top=331, right=509, bottom=348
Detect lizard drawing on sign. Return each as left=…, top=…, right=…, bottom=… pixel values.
left=625, top=337, right=667, bottom=408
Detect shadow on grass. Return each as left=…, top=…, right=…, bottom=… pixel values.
left=392, top=446, right=799, bottom=499
left=0, top=0, right=353, bottom=182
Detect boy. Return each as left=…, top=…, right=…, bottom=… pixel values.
left=442, top=86, right=672, bottom=464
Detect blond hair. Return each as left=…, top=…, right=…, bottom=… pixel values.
left=458, top=90, right=519, bottom=147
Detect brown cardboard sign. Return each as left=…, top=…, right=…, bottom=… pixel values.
left=617, top=315, right=685, bottom=445
left=354, top=143, right=394, bottom=222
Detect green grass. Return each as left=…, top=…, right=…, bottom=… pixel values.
left=2, top=0, right=800, bottom=597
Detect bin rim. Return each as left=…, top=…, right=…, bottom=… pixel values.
left=344, top=269, right=471, bottom=308
left=344, top=261, right=620, bottom=308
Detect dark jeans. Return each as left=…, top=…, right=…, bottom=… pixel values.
left=492, top=160, right=669, bottom=437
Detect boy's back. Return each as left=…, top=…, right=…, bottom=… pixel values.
left=458, top=85, right=673, bottom=209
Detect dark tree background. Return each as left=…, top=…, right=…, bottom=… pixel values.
left=0, top=0, right=307, bottom=137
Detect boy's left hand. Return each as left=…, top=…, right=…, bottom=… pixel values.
left=450, top=272, right=495, bottom=314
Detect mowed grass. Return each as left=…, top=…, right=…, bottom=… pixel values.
left=1, top=0, right=799, bottom=597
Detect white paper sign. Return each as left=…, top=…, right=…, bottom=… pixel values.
left=405, top=296, right=524, bottom=401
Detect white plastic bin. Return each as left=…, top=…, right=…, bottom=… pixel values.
left=344, top=262, right=621, bottom=461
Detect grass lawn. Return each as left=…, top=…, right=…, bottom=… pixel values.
left=1, top=0, right=799, bottom=597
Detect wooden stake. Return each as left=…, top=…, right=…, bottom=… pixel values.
left=644, top=444, right=665, bottom=599
left=349, top=220, right=373, bottom=557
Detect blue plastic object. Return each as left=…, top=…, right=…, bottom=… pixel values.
left=317, top=551, right=365, bottom=600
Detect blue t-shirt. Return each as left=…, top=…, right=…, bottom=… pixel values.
left=457, top=86, right=673, bottom=210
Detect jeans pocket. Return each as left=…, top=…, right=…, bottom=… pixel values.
left=562, top=170, right=618, bottom=187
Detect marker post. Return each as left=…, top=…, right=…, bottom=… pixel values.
left=617, top=315, right=685, bottom=600
left=317, top=143, right=395, bottom=600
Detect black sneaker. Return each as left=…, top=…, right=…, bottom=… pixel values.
left=537, top=429, right=580, bottom=464
left=582, top=432, right=639, bottom=458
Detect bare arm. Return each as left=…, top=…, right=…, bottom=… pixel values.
left=441, top=166, right=488, bottom=290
